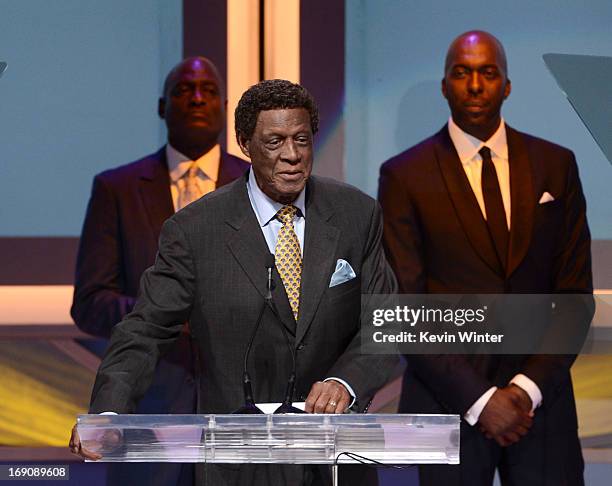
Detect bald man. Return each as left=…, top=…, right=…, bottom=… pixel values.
left=379, top=31, right=592, bottom=485
left=71, top=57, right=249, bottom=486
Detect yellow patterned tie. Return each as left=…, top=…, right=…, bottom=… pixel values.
left=178, top=162, right=203, bottom=210
left=275, top=205, right=302, bottom=320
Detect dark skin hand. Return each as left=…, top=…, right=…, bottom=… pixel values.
left=478, top=386, right=533, bottom=447
left=305, top=380, right=351, bottom=414
left=506, top=383, right=533, bottom=414
left=69, top=424, right=122, bottom=461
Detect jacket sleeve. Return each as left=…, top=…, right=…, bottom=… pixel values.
left=520, top=152, right=594, bottom=402
left=71, top=175, right=137, bottom=338
left=89, top=217, right=195, bottom=413
left=324, top=200, right=399, bottom=412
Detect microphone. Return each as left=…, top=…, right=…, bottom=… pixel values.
left=232, top=255, right=276, bottom=414
left=265, top=254, right=305, bottom=414
left=265, top=254, right=274, bottom=300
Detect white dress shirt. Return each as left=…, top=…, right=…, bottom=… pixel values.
left=447, top=117, right=511, bottom=229
left=166, top=143, right=221, bottom=211
left=246, top=167, right=356, bottom=408
left=447, top=118, right=543, bottom=425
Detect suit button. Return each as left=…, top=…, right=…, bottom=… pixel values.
left=297, top=343, right=305, bottom=351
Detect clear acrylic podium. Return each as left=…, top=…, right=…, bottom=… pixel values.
left=77, top=414, right=459, bottom=472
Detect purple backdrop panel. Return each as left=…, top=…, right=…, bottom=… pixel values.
left=300, top=0, right=345, bottom=180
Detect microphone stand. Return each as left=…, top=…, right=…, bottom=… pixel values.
left=232, top=254, right=304, bottom=414
left=232, top=253, right=274, bottom=415
left=232, top=299, right=265, bottom=414
left=268, top=256, right=305, bottom=414
left=232, top=257, right=276, bottom=414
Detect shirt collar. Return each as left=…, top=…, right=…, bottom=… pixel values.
left=447, top=116, right=508, bottom=164
left=166, top=143, right=221, bottom=182
left=247, top=166, right=306, bottom=227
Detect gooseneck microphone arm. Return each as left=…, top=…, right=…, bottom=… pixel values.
left=266, top=254, right=305, bottom=414
left=233, top=303, right=266, bottom=414
left=232, top=255, right=276, bottom=414
left=233, top=254, right=304, bottom=414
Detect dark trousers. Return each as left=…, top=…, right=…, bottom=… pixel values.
left=418, top=422, right=584, bottom=486
left=196, top=464, right=378, bottom=486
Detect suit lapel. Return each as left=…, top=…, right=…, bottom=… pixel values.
left=435, top=128, right=504, bottom=277
left=506, top=126, right=535, bottom=278
left=296, top=179, right=340, bottom=345
left=272, top=268, right=298, bottom=336
left=224, top=174, right=297, bottom=335
left=138, top=148, right=174, bottom=239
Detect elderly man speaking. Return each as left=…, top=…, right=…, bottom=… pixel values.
left=71, top=79, right=397, bottom=486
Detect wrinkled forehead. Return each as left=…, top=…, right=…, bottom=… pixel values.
left=255, top=108, right=312, bottom=133
left=257, top=107, right=310, bottom=127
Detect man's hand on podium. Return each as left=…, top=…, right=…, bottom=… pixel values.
left=69, top=423, right=122, bottom=461
left=304, top=380, right=350, bottom=414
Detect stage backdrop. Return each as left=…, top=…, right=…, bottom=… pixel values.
left=0, top=0, right=181, bottom=236
left=345, top=0, right=612, bottom=242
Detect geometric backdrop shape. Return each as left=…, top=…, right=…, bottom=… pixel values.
left=543, top=54, right=612, bottom=165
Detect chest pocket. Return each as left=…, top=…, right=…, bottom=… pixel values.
left=325, top=275, right=360, bottom=302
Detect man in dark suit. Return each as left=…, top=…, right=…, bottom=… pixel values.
left=70, top=79, right=397, bottom=485
left=378, top=31, right=593, bottom=485
left=71, top=57, right=249, bottom=485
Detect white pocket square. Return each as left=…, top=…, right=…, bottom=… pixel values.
left=538, top=192, right=555, bottom=204
left=329, top=259, right=356, bottom=287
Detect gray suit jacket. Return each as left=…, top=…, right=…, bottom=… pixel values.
left=90, top=172, right=397, bottom=485
left=73, top=148, right=249, bottom=486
